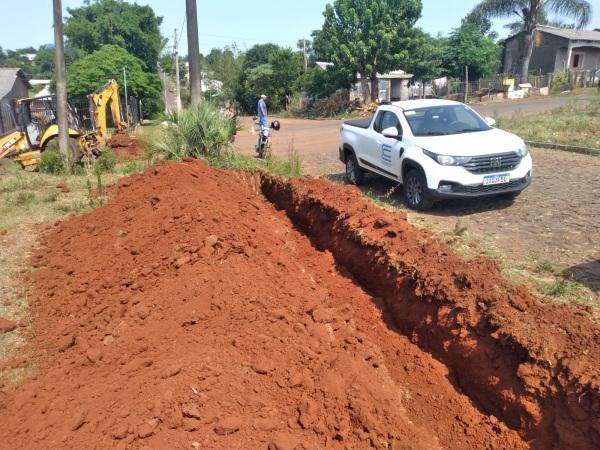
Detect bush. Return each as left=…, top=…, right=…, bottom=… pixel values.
left=39, top=149, right=65, bottom=174
left=94, top=148, right=117, bottom=173
left=551, top=72, right=571, bottom=94
left=146, top=102, right=236, bottom=160
left=122, top=161, right=141, bottom=175
left=297, top=90, right=352, bottom=118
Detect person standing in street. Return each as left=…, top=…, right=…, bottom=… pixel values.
left=257, top=94, right=268, bottom=129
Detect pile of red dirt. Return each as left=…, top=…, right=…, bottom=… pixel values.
left=0, top=159, right=597, bottom=449
left=108, top=131, right=144, bottom=160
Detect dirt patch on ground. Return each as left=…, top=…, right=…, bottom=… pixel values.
left=0, top=160, right=597, bottom=449
left=108, top=131, right=144, bottom=160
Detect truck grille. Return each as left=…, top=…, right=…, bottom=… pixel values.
left=453, top=177, right=529, bottom=194
left=463, top=152, right=522, bottom=174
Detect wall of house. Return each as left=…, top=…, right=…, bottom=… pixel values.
left=504, top=32, right=569, bottom=75
left=530, top=33, right=569, bottom=74
left=571, top=46, right=600, bottom=70
left=0, top=78, right=29, bottom=135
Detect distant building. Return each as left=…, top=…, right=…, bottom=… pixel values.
left=503, top=25, right=600, bottom=75
left=0, top=68, right=31, bottom=134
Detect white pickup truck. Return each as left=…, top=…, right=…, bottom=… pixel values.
left=339, top=99, right=532, bottom=210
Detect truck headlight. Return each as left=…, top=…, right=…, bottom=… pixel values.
left=516, top=144, right=528, bottom=157
left=423, top=149, right=471, bottom=166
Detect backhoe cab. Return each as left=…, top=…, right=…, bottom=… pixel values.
left=0, top=96, right=100, bottom=170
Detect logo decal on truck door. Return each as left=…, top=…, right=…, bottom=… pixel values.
left=381, top=144, right=392, bottom=167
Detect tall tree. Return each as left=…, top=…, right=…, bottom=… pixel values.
left=442, top=23, right=501, bottom=80
left=470, top=0, right=592, bottom=81
left=316, top=0, right=422, bottom=102
left=64, top=0, right=164, bottom=70
left=67, top=45, right=163, bottom=117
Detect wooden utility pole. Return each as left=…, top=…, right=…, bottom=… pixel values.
left=174, top=29, right=182, bottom=112
left=53, top=0, right=70, bottom=167
left=186, top=0, right=202, bottom=106
left=464, top=65, right=469, bottom=103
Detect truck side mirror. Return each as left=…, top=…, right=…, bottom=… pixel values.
left=382, top=127, right=401, bottom=139
left=484, top=116, right=496, bottom=127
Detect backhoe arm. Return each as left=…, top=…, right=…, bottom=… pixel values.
left=88, top=80, right=127, bottom=139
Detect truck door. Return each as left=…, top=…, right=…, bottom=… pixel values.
left=373, top=110, right=404, bottom=180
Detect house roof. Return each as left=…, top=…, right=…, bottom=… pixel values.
left=537, top=25, right=600, bottom=41
left=0, top=68, right=32, bottom=101
left=506, top=25, right=600, bottom=43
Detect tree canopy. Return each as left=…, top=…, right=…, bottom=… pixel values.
left=64, top=0, right=164, bottom=70
left=315, top=0, right=423, bottom=101
left=442, top=23, right=501, bottom=80
left=66, top=45, right=163, bottom=117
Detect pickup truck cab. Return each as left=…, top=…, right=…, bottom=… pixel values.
left=339, top=99, right=532, bottom=210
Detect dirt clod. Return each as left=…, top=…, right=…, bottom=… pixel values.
left=0, top=316, right=17, bottom=334
left=214, top=417, right=242, bottom=435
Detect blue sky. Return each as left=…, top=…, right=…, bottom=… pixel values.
left=1, top=0, right=599, bottom=54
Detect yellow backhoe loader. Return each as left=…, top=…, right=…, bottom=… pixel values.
left=0, top=79, right=128, bottom=170
left=0, top=96, right=101, bottom=170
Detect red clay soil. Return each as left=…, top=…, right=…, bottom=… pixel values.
left=108, top=131, right=144, bottom=160
left=0, top=160, right=596, bottom=449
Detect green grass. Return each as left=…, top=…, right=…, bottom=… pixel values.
left=207, top=147, right=302, bottom=179
left=496, top=95, right=600, bottom=150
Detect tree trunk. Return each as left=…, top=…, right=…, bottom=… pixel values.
left=359, top=73, right=371, bottom=103
left=519, top=30, right=534, bottom=83
left=370, top=74, right=379, bottom=102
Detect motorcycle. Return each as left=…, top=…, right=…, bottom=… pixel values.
left=254, top=119, right=281, bottom=159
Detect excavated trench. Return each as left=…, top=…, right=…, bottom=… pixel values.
left=260, top=173, right=600, bottom=450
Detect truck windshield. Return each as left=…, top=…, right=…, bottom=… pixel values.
left=403, top=105, right=490, bottom=136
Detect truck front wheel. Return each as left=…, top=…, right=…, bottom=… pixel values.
left=403, top=170, right=433, bottom=210
left=345, top=153, right=364, bottom=185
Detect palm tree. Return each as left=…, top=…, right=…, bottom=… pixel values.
left=470, top=0, right=593, bottom=81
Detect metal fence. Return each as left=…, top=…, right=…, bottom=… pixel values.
left=70, top=95, right=143, bottom=133
left=1, top=94, right=143, bottom=138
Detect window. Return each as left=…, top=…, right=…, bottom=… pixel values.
left=404, top=105, right=489, bottom=136
left=378, top=111, right=402, bottom=135
left=572, top=53, right=584, bottom=69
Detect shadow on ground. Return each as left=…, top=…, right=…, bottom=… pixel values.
left=563, top=259, right=600, bottom=293
left=326, top=173, right=517, bottom=216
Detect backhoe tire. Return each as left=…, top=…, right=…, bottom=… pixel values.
left=44, top=137, right=83, bottom=166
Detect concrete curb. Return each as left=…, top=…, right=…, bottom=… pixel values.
left=525, top=141, right=600, bottom=156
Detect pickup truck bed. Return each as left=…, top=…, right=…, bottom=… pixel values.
left=344, top=118, right=372, bottom=129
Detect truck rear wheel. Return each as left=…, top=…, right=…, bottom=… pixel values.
left=345, top=153, right=364, bottom=185
left=403, top=170, right=433, bottom=210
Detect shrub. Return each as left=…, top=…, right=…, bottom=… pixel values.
left=39, top=149, right=65, bottom=175
left=94, top=148, right=117, bottom=174
left=146, top=102, right=236, bottom=160
left=122, top=161, right=141, bottom=175
left=551, top=72, right=571, bottom=94
left=298, top=90, right=351, bottom=118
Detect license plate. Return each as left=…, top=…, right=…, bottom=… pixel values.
left=483, top=173, right=510, bottom=186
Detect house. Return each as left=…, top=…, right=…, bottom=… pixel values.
left=352, top=70, right=414, bottom=102
left=314, top=63, right=414, bottom=101
left=0, top=68, right=31, bottom=135
left=502, top=25, right=600, bottom=75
